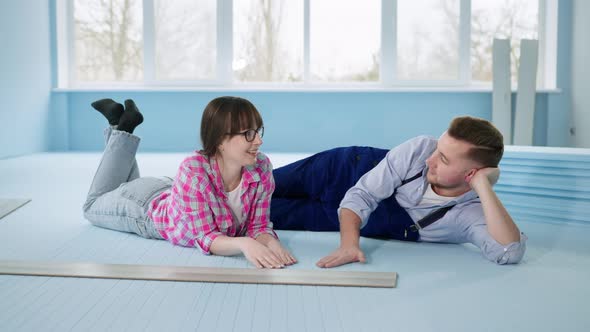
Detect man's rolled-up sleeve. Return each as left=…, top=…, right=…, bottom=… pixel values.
left=465, top=219, right=528, bottom=265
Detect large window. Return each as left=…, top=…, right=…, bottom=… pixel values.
left=62, top=0, right=553, bottom=88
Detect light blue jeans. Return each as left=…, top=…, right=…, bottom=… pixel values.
left=83, top=127, right=170, bottom=239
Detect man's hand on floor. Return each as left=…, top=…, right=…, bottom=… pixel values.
left=316, top=245, right=366, bottom=268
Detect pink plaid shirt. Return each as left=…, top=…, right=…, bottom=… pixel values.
left=148, top=151, right=277, bottom=254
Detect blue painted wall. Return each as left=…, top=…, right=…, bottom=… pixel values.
left=0, top=1, right=54, bottom=158
left=64, top=91, right=549, bottom=153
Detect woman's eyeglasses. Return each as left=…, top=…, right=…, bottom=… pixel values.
left=226, top=126, right=264, bottom=142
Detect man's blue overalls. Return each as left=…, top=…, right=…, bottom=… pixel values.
left=270, top=146, right=424, bottom=241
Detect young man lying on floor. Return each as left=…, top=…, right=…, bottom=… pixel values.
left=270, top=116, right=526, bottom=267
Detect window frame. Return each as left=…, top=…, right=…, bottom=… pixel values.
left=56, top=0, right=557, bottom=90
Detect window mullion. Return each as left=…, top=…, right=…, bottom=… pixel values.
left=57, top=0, right=73, bottom=88
left=304, top=0, right=310, bottom=83
left=539, top=0, right=557, bottom=89
left=538, top=0, right=546, bottom=87
left=143, top=0, right=155, bottom=85
left=67, top=0, right=76, bottom=87
left=459, top=0, right=471, bottom=85
left=381, top=0, right=395, bottom=86
left=218, top=0, right=233, bottom=85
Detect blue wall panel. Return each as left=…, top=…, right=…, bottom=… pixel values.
left=0, top=1, right=53, bottom=158
left=65, top=91, right=549, bottom=153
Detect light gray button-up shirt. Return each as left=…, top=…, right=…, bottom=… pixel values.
left=340, top=135, right=527, bottom=264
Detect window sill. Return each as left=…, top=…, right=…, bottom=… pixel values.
left=52, top=86, right=562, bottom=93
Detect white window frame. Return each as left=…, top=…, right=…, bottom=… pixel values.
left=56, top=0, right=558, bottom=90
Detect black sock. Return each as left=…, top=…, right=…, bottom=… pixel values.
left=118, top=99, right=144, bottom=134
left=91, top=98, right=124, bottom=126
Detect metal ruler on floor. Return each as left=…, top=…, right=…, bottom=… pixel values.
left=0, top=260, right=397, bottom=288
left=0, top=199, right=31, bottom=220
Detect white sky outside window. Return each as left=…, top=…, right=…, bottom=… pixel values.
left=66, top=0, right=545, bottom=88
left=233, top=0, right=303, bottom=82
left=154, top=0, right=216, bottom=81
left=310, top=0, right=380, bottom=82
left=397, top=0, right=460, bottom=81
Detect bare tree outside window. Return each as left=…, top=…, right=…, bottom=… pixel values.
left=398, top=0, right=538, bottom=84
left=69, top=0, right=540, bottom=86
left=397, top=0, right=460, bottom=81
left=74, top=0, right=143, bottom=81
left=154, top=0, right=216, bottom=80
left=233, top=0, right=303, bottom=82
left=471, top=0, right=539, bottom=84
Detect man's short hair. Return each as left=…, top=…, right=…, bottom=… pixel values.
left=447, top=116, right=504, bottom=167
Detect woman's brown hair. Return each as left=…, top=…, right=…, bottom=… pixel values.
left=200, top=96, right=263, bottom=156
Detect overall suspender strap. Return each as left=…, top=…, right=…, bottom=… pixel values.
left=400, top=171, right=423, bottom=186
left=408, top=204, right=455, bottom=232
left=398, top=169, right=456, bottom=235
